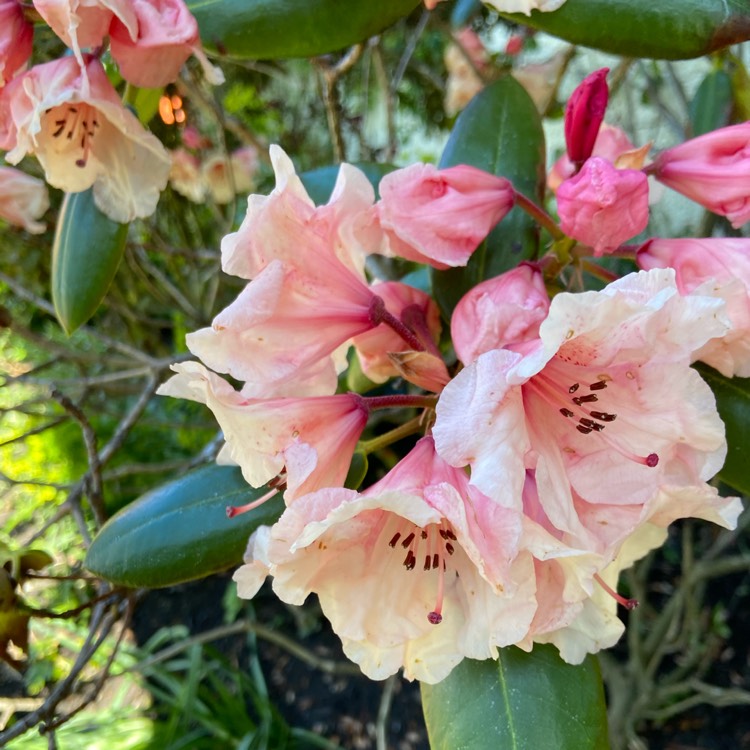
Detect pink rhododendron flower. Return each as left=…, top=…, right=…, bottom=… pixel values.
left=222, top=145, right=375, bottom=280
left=556, top=156, right=649, bottom=256
left=33, top=0, right=136, bottom=68
left=352, top=280, right=443, bottom=384
left=233, top=437, right=538, bottom=683
left=373, top=163, right=515, bottom=269
left=649, top=123, right=750, bottom=228
left=0, top=166, right=49, bottom=234
left=0, top=55, right=170, bottom=222
left=169, top=147, right=205, bottom=203
left=638, top=237, right=750, bottom=377
left=564, top=68, right=609, bottom=166
left=158, top=362, right=368, bottom=501
left=201, top=146, right=259, bottom=204
left=0, top=0, right=33, bottom=86
left=434, top=269, right=732, bottom=552
left=451, top=264, right=550, bottom=365
left=443, top=28, right=489, bottom=116
left=109, top=0, right=223, bottom=87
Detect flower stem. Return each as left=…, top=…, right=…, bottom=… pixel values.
left=369, top=296, right=425, bottom=352
left=515, top=191, right=566, bottom=241
left=580, top=259, right=619, bottom=283
left=358, top=416, right=426, bottom=455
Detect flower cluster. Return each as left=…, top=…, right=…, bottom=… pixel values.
left=161, top=68, right=748, bottom=683
left=0, top=0, right=220, bottom=223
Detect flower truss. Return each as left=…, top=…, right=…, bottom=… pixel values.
left=161, top=68, right=747, bottom=685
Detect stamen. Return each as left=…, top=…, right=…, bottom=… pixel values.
left=428, top=547, right=446, bottom=626
left=226, top=487, right=279, bottom=518
left=589, top=381, right=608, bottom=391
left=594, top=573, right=639, bottom=610
left=568, top=383, right=580, bottom=393
left=589, top=411, right=616, bottom=422
left=402, top=532, right=415, bottom=548
left=560, top=408, right=575, bottom=418
left=388, top=532, right=401, bottom=548
left=404, top=550, right=416, bottom=570
left=577, top=425, right=592, bottom=434
left=573, top=394, right=599, bottom=405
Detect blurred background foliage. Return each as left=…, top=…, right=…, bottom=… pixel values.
left=2, top=2, right=750, bottom=748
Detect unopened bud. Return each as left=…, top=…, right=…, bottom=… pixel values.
left=565, top=68, right=609, bottom=168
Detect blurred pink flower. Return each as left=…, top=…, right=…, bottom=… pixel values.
left=233, top=437, right=537, bottom=683
left=484, top=0, right=567, bottom=13
left=0, top=0, right=33, bottom=86
left=158, top=362, right=368, bottom=501
left=201, top=145, right=259, bottom=204
left=649, top=122, right=750, bottom=228
left=451, top=264, right=550, bottom=365
left=169, top=147, right=205, bottom=203
left=0, top=55, right=170, bottom=222
left=109, top=0, right=223, bottom=87
left=564, top=68, right=609, bottom=166
left=0, top=166, right=49, bottom=234
left=434, top=269, right=731, bottom=550
left=556, top=156, right=649, bottom=256
left=373, top=163, right=515, bottom=269
left=638, top=237, right=750, bottom=377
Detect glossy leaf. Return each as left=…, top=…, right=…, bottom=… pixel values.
left=51, top=189, right=128, bottom=335
left=432, top=76, right=545, bottom=317
left=299, top=162, right=396, bottom=205
left=689, top=68, right=733, bottom=137
left=85, top=465, right=284, bottom=588
left=421, top=647, right=609, bottom=750
left=696, top=364, right=750, bottom=497
left=188, top=0, right=419, bottom=60
left=499, top=0, right=750, bottom=61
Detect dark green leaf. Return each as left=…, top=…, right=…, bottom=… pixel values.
left=432, top=76, right=545, bottom=318
left=696, top=364, right=750, bottom=497
left=85, top=465, right=284, bottom=588
left=499, top=0, right=750, bottom=61
left=421, top=647, right=610, bottom=750
left=689, top=68, right=733, bottom=137
left=187, top=0, right=420, bottom=60
left=299, top=162, right=396, bottom=205
left=51, top=189, right=128, bottom=335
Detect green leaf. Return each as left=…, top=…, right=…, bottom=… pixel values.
left=187, top=0, right=419, bottom=60
left=696, top=365, right=750, bottom=497
left=431, top=76, right=545, bottom=318
left=499, top=0, right=750, bottom=61
left=689, top=68, right=733, bottom=137
left=299, top=162, right=396, bottom=205
left=421, top=647, right=610, bottom=750
left=51, top=189, right=128, bottom=335
left=85, top=465, right=284, bottom=588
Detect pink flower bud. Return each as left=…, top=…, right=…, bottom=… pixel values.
left=451, top=264, right=550, bottom=364
left=564, top=68, right=609, bottom=167
left=0, top=0, right=33, bottom=85
left=650, top=122, right=750, bottom=228
left=557, top=157, right=649, bottom=256
left=376, top=163, right=515, bottom=269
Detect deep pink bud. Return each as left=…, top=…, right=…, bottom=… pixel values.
left=556, top=156, right=649, bottom=256
left=564, top=68, right=609, bottom=167
left=650, top=122, right=750, bottom=228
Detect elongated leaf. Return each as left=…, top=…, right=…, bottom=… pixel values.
left=689, top=68, right=733, bottom=137
left=188, top=0, right=419, bottom=60
left=432, top=76, right=545, bottom=317
left=421, top=647, right=609, bottom=750
left=499, top=0, right=750, bottom=61
left=696, top=364, right=750, bottom=497
left=52, top=189, right=128, bottom=335
left=85, top=465, right=284, bottom=588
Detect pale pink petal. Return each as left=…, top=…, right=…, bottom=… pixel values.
left=0, top=0, right=33, bottom=86
left=0, top=166, right=49, bottom=233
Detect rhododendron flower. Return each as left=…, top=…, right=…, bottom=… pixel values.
left=352, top=280, right=442, bottom=384
left=443, top=28, right=488, bottom=117
left=649, top=122, right=750, bottom=228
left=556, top=156, right=649, bottom=256
left=158, top=362, right=368, bottom=501
left=564, top=68, right=609, bottom=166
left=222, top=145, right=375, bottom=279
left=169, top=147, right=205, bottom=203
left=109, top=0, right=223, bottom=87
left=638, top=237, right=750, bottom=377
left=201, top=146, right=259, bottom=204
left=234, top=437, right=537, bottom=683
left=0, top=0, right=33, bottom=86
left=434, top=269, right=732, bottom=551
left=451, top=264, right=550, bottom=365
left=33, top=0, right=137, bottom=68
left=484, top=0, right=568, bottom=14
left=0, top=166, right=49, bottom=234
left=373, top=163, right=515, bottom=269
left=0, top=55, right=170, bottom=222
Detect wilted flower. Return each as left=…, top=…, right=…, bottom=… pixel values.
left=0, top=55, right=170, bottom=222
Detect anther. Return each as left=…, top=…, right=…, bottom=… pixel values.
left=589, top=381, right=608, bottom=391
left=424, top=555, right=431, bottom=571
left=445, top=543, right=455, bottom=555
left=389, top=532, right=401, bottom=548
left=577, top=425, right=592, bottom=434
left=432, top=553, right=439, bottom=569
left=404, top=550, right=416, bottom=570
left=402, top=532, right=415, bottom=548
left=560, top=408, right=575, bottom=417
left=573, top=394, right=598, bottom=405
left=589, top=411, right=616, bottom=422
left=568, top=383, right=580, bottom=393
